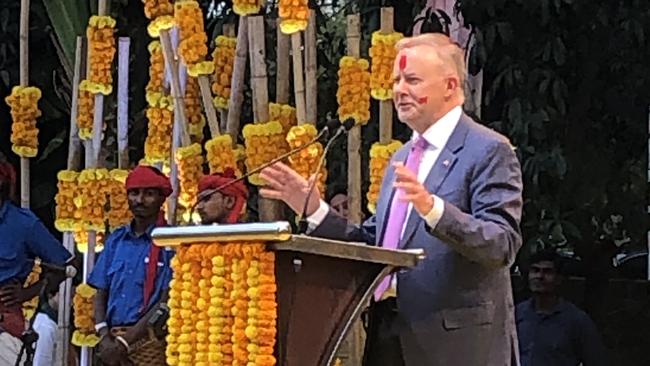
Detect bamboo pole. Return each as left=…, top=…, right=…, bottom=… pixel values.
left=275, top=19, right=290, bottom=104
left=379, top=8, right=394, bottom=144
left=117, top=37, right=130, bottom=169
left=198, top=75, right=220, bottom=137
left=226, top=17, right=248, bottom=142
left=346, top=15, right=362, bottom=225
left=55, top=36, right=85, bottom=366
left=305, top=11, right=318, bottom=123
left=290, top=33, right=306, bottom=124
left=248, top=16, right=284, bottom=221
left=220, top=24, right=236, bottom=131
left=19, top=0, right=30, bottom=208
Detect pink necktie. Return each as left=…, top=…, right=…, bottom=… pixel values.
left=374, top=137, right=428, bottom=301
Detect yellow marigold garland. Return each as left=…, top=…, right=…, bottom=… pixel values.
left=174, top=1, right=214, bottom=77
left=75, top=168, right=110, bottom=232
left=269, top=103, right=297, bottom=132
left=76, top=82, right=96, bottom=140
left=278, top=0, right=309, bottom=34
left=211, top=35, right=237, bottom=109
left=205, top=134, right=239, bottom=175
left=336, top=56, right=371, bottom=125
left=147, top=15, right=175, bottom=38
left=145, top=41, right=165, bottom=106
left=232, top=0, right=264, bottom=16
left=6, top=86, right=41, bottom=158
left=242, top=122, right=287, bottom=186
left=185, top=76, right=206, bottom=142
left=74, top=230, right=105, bottom=254
left=246, top=245, right=277, bottom=366
left=22, top=262, right=41, bottom=320
left=142, top=0, right=174, bottom=20
left=367, top=140, right=403, bottom=213
left=144, top=97, right=174, bottom=164
left=108, top=169, right=132, bottom=230
left=166, top=251, right=184, bottom=366
left=54, top=170, right=79, bottom=232
left=286, top=125, right=326, bottom=197
left=86, top=16, right=116, bottom=95
left=175, top=143, right=204, bottom=209
left=369, top=31, right=403, bottom=100
left=72, top=284, right=100, bottom=347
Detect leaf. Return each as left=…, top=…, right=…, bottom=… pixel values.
left=496, top=22, right=513, bottom=44
left=42, top=0, right=90, bottom=68
left=553, top=37, right=566, bottom=65
left=37, top=129, right=67, bottom=163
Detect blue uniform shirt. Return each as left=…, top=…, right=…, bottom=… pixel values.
left=0, top=201, right=72, bottom=286
left=87, top=223, right=174, bottom=327
left=516, top=298, right=607, bottom=366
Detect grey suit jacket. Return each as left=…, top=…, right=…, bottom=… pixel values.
left=312, top=113, right=523, bottom=366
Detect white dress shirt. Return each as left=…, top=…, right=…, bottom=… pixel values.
left=33, top=312, right=57, bottom=366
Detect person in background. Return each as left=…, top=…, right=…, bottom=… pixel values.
left=516, top=250, right=607, bottom=366
left=329, top=193, right=348, bottom=219
left=195, top=168, right=249, bottom=225
left=88, top=165, right=174, bottom=366
left=32, top=286, right=59, bottom=366
left=0, top=151, right=74, bottom=365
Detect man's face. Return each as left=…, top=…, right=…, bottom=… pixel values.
left=392, top=46, right=452, bottom=132
left=197, top=191, right=234, bottom=224
left=127, top=188, right=165, bottom=219
left=330, top=194, right=348, bottom=218
left=528, top=261, right=559, bottom=295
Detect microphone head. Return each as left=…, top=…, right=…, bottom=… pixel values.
left=324, top=118, right=340, bottom=132
left=340, top=118, right=356, bottom=132
left=66, top=266, right=78, bottom=278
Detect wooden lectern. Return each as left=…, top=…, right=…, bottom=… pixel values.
left=153, top=222, right=424, bottom=366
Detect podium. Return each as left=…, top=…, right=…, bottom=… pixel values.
left=153, top=222, right=424, bottom=366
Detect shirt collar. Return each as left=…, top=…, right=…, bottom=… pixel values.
left=126, top=221, right=156, bottom=240
left=0, top=200, right=10, bottom=222
left=412, top=105, right=462, bottom=150
left=528, top=297, right=567, bottom=316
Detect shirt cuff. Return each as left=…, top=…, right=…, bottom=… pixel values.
left=421, top=195, right=445, bottom=229
left=306, top=199, right=330, bottom=231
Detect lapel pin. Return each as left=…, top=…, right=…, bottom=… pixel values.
left=443, top=159, right=450, bottom=167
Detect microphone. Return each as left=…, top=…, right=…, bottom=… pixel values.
left=296, top=118, right=355, bottom=233
left=188, top=118, right=354, bottom=220
left=29, top=258, right=78, bottom=278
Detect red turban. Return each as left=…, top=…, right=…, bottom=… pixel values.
left=198, top=168, right=248, bottom=224
left=0, top=160, right=16, bottom=199
left=125, top=165, right=173, bottom=197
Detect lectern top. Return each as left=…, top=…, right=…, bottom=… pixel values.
left=151, top=221, right=424, bottom=268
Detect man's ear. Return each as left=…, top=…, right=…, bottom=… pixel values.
left=224, top=196, right=236, bottom=210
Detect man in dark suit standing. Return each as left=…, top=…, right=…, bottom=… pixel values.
left=260, top=33, right=523, bottom=366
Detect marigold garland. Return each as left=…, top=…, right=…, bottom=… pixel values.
left=175, top=143, right=204, bottom=209
left=367, top=140, right=403, bottom=213
left=74, top=230, right=105, bottom=254
left=205, top=134, right=239, bottom=175
left=174, top=1, right=214, bottom=77
left=86, top=16, right=116, bottom=95
left=242, top=122, right=288, bottom=186
left=142, top=0, right=174, bottom=20
left=75, top=168, right=110, bottom=232
left=22, top=262, right=41, bottom=320
left=76, top=82, right=96, bottom=140
left=108, top=169, right=132, bottom=230
left=278, top=0, right=309, bottom=34
left=6, top=86, right=42, bottom=158
left=72, top=284, right=100, bottom=347
left=232, top=0, right=264, bottom=16
left=166, top=243, right=276, bottom=366
left=269, top=103, right=297, bottom=132
left=144, top=98, right=174, bottom=164
left=54, top=170, right=79, bottom=232
left=211, top=35, right=237, bottom=109
left=147, top=15, right=175, bottom=38
left=369, top=31, right=403, bottom=100
left=286, top=125, right=326, bottom=197
left=336, top=56, right=371, bottom=125
left=185, top=76, right=206, bottom=142
left=145, top=41, right=165, bottom=106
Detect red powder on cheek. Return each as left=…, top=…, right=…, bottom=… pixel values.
left=417, top=96, right=428, bottom=104
left=399, top=55, right=407, bottom=70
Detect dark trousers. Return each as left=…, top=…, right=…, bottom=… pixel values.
left=362, top=297, right=405, bottom=366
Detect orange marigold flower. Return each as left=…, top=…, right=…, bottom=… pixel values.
left=369, top=31, right=403, bottom=100
left=336, top=56, right=371, bottom=125
left=6, top=86, right=41, bottom=158
left=211, top=35, right=237, bottom=109
left=286, top=124, right=326, bottom=197
left=367, top=140, right=402, bottom=213
left=278, top=0, right=309, bottom=34
left=86, top=16, right=116, bottom=95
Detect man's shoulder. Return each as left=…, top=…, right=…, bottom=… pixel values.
left=461, top=114, right=515, bottom=151
left=3, top=202, right=39, bottom=225
left=515, top=298, right=533, bottom=319
left=560, top=300, right=596, bottom=325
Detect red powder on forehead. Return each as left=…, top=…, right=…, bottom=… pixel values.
left=417, top=96, right=428, bottom=104
left=399, top=55, right=407, bottom=70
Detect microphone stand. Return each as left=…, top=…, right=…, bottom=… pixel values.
left=297, top=125, right=350, bottom=233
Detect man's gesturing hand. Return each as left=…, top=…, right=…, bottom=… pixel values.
left=393, top=162, right=434, bottom=216
left=259, top=162, right=321, bottom=217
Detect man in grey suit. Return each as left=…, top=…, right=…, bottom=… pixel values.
left=260, top=33, right=523, bottom=366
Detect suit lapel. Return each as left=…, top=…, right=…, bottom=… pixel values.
left=376, top=142, right=410, bottom=245
left=399, top=114, right=471, bottom=248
